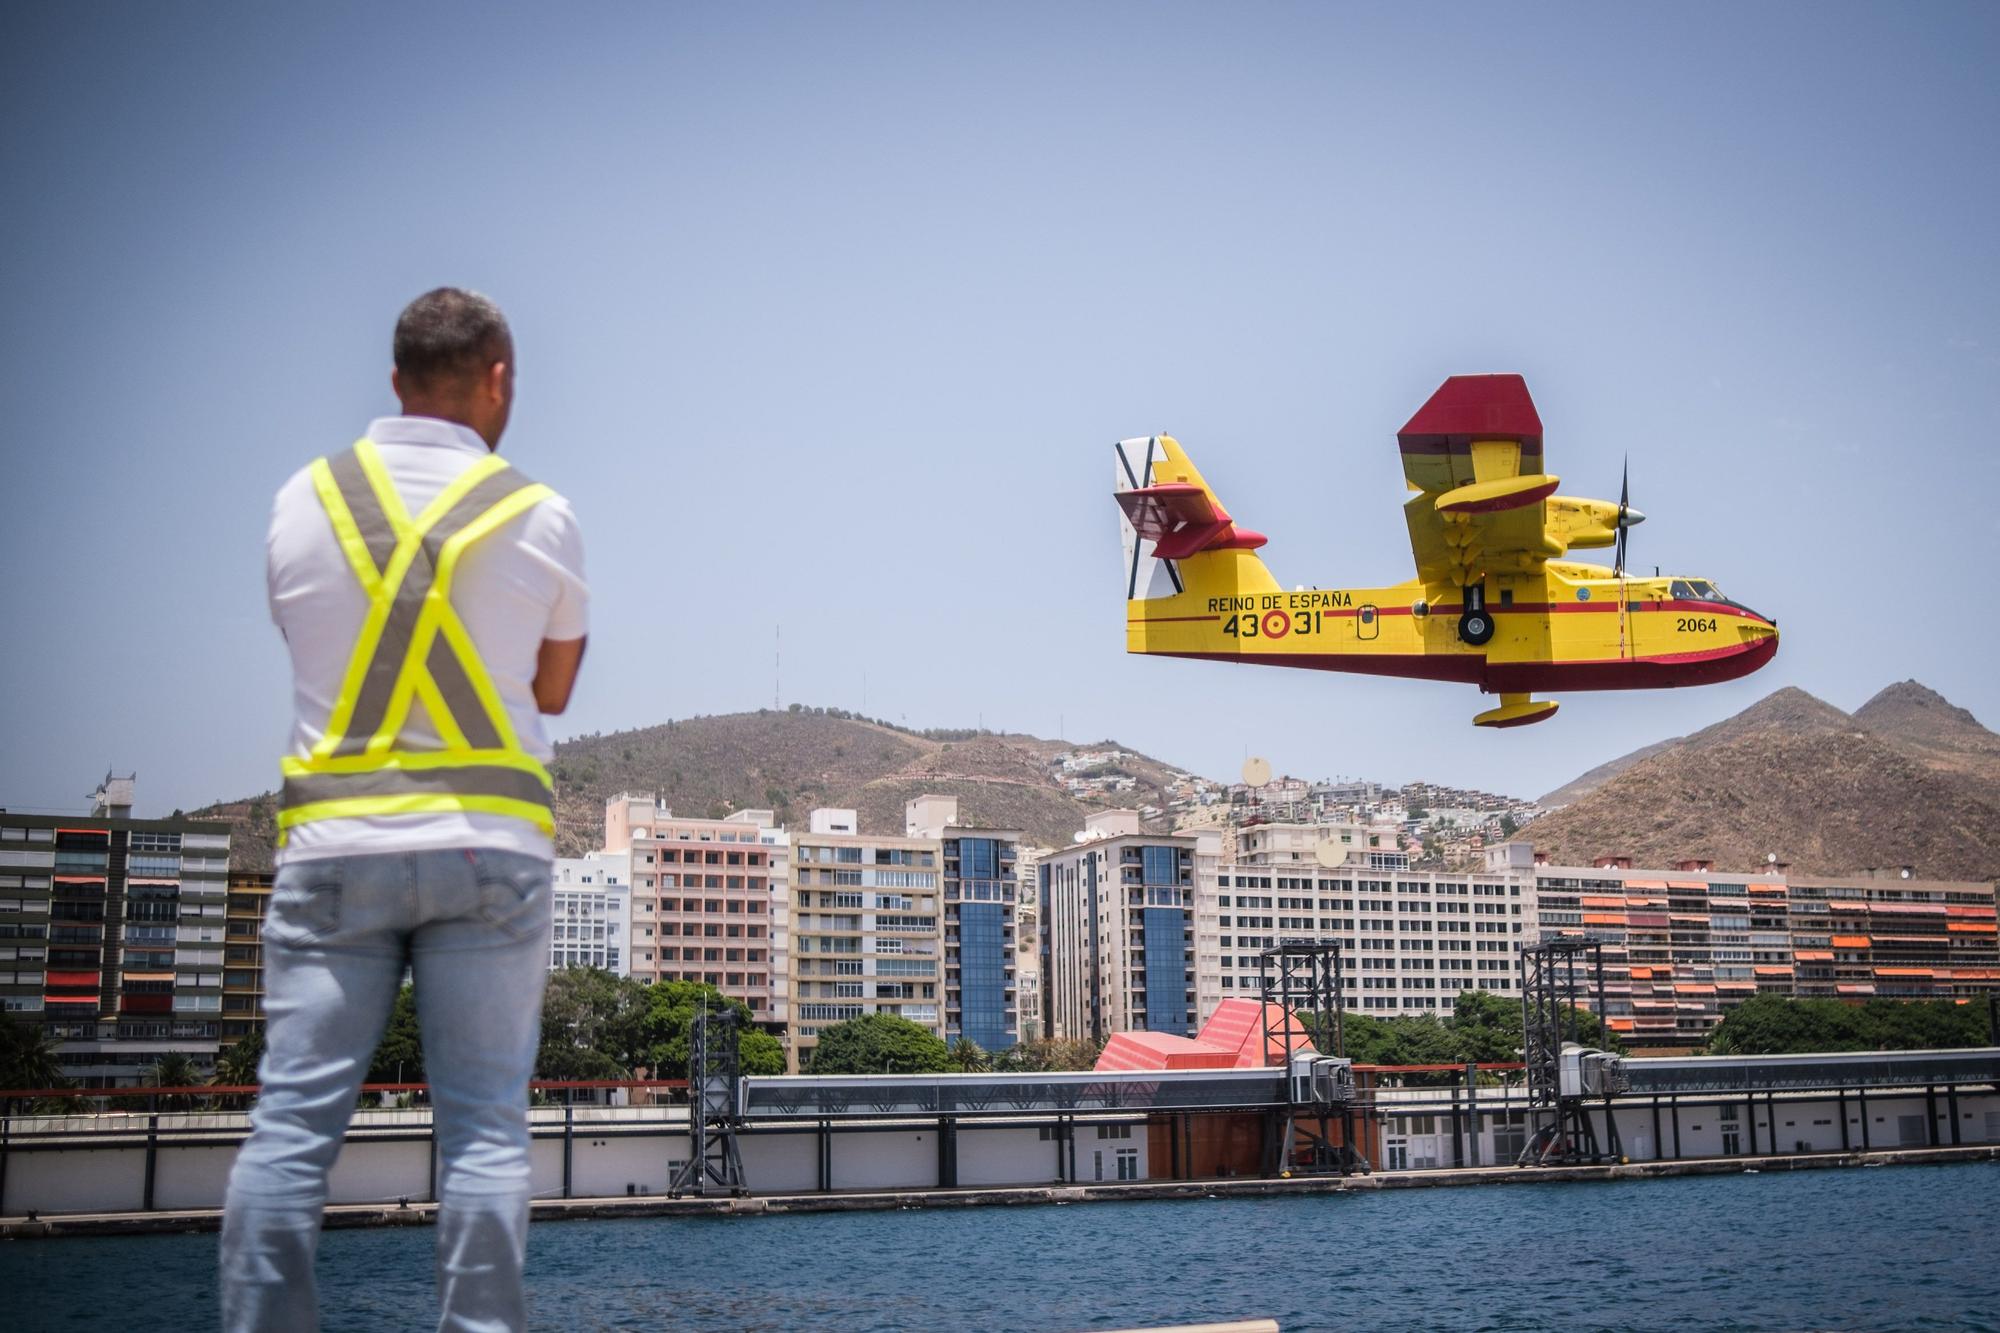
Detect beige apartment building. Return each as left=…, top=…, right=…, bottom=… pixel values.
left=1196, top=823, right=1532, bottom=1023
left=788, top=807, right=945, bottom=1070
left=602, top=794, right=780, bottom=1026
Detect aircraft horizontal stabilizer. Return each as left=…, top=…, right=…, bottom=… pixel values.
left=1115, top=483, right=1268, bottom=560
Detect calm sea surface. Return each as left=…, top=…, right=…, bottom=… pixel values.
left=6, top=1162, right=1999, bottom=1331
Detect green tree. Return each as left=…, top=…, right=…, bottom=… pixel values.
left=538, top=967, right=652, bottom=1080
left=807, top=1013, right=952, bottom=1074
left=1710, top=994, right=1986, bottom=1055
left=634, top=980, right=784, bottom=1080
left=150, top=1052, right=201, bottom=1089
left=992, top=1036, right=1102, bottom=1073
left=0, top=1010, right=68, bottom=1091
left=368, top=983, right=426, bottom=1083
left=213, top=1030, right=265, bottom=1087
left=947, top=1038, right=991, bottom=1073
left=1301, top=988, right=1618, bottom=1083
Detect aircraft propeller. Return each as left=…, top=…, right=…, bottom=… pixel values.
left=1612, top=456, right=1644, bottom=577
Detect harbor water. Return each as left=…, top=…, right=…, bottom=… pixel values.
left=6, top=1161, right=1998, bottom=1331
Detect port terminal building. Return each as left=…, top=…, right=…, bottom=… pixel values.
left=6, top=1043, right=1999, bottom=1217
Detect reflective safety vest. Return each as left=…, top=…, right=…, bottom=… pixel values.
left=276, top=438, right=558, bottom=845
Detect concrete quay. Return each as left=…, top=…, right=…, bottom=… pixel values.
left=6, top=1143, right=1994, bottom=1240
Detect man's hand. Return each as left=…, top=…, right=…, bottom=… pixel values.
left=533, top=636, right=586, bottom=714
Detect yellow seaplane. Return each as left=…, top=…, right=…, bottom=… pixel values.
left=1115, top=374, right=1778, bottom=727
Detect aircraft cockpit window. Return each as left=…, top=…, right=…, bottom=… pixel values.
left=1689, top=580, right=1715, bottom=598
left=1670, top=579, right=1698, bottom=599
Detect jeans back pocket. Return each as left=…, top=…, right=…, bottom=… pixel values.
left=266, top=861, right=345, bottom=947
left=471, top=853, right=552, bottom=941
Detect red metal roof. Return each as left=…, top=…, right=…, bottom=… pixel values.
left=1196, top=998, right=1319, bottom=1067
left=1094, top=1030, right=1237, bottom=1072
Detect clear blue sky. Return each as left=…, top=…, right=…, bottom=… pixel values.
left=3, top=3, right=1996, bottom=816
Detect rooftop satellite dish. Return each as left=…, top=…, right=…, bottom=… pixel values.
left=1766, top=853, right=1778, bottom=864
left=1242, top=756, right=1272, bottom=788
left=1313, top=840, right=1343, bottom=869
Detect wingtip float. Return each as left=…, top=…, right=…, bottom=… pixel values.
left=1115, top=374, right=1778, bottom=728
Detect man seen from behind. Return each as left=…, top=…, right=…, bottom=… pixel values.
left=222, top=288, right=587, bottom=1332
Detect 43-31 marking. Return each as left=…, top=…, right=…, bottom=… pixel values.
left=1220, top=609, right=1325, bottom=639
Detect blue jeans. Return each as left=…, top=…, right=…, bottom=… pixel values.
left=221, top=848, right=552, bottom=1333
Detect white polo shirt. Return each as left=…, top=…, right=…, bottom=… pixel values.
left=267, top=415, right=588, bottom=864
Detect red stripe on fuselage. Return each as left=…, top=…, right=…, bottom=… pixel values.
left=1145, top=631, right=1777, bottom=694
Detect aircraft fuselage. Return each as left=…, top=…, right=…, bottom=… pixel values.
left=1127, top=555, right=1778, bottom=695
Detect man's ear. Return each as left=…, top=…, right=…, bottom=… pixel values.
left=391, top=366, right=404, bottom=400
left=486, top=361, right=509, bottom=403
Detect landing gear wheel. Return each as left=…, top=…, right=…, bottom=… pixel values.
left=1458, top=611, right=1494, bottom=645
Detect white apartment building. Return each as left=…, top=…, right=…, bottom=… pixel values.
left=602, top=794, right=780, bottom=1026
left=550, top=852, right=632, bottom=975
left=1197, top=827, right=1533, bottom=1021
left=788, top=808, right=945, bottom=1068
left=1039, top=811, right=1214, bottom=1042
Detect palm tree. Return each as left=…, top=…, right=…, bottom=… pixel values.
left=947, top=1038, right=991, bottom=1074
left=150, top=1052, right=201, bottom=1091
left=0, top=1010, right=68, bottom=1092
left=212, top=1031, right=264, bottom=1088
left=210, top=1031, right=264, bottom=1108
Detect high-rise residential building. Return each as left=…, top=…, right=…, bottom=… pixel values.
left=223, top=871, right=273, bottom=1048
left=0, top=775, right=231, bottom=1086
left=1014, top=846, right=1048, bottom=1041
left=602, top=794, right=777, bottom=1024
left=788, top=808, right=943, bottom=1068
left=1530, top=853, right=1788, bottom=1048
left=1529, top=854, right=2000, bottom=1051
left=1039, top=811, right=1203, bottom=1042
left=725, top=808, right=792, bottom=1035
left=1787, top=870, right=1999, bottom=1004
left=1195, top=823, right=1532, bottom=1022
left=908, top=796, right=1019, bottom=1052
left=550, top=851, right=632, bottom=975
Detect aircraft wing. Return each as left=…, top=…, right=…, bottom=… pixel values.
left=1397, top=375, right=1563, bottom=587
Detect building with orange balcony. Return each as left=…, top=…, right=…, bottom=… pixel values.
left=1788, top=871, right=2000, bottom=1004
left=1530, top=853, right=1795, bottom=1051
left=1530, top=849, right=2000, bottom=1052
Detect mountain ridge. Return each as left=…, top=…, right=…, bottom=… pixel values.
left=1525, top=681, right=2000, bottom=881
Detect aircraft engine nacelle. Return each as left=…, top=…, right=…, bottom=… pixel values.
left=1546, top=495, right=1644, bottom=552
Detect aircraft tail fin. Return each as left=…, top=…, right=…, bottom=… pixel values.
left=1114, top=434, right=1279, bottom=603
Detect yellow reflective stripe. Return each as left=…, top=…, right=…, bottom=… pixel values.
left=281, top=749, right=552, bottom=784
left=275, top=793, right=555, bottom=835
left=309, top=458, right=384, bottom=598
left=370, top=481, right=554, bottom=755
left=435, top=611, right=521, bottom=750
left=412, top=670, right=472, bottom=750
left=351, top=438, right=412, bottom=532
left=316, top=450, right=511, bottom=759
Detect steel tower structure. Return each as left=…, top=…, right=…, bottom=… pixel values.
left=1258, top=940, right=1367, bottom=1176
left=668, top=1004, right=748, bottom=1197
left=1517, top=937, right=1622, bottom=1166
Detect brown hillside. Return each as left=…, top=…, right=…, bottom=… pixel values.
left=1854, top=680, right=2000, bottom=781
left=200, top=708, right=1203, bottom=870
left=1538, top=686, right=1853, bottom=807
left=1527, top=685, right=2000, bottom=882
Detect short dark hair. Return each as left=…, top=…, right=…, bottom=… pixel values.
left=393, top=288, right=511, bottom=389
